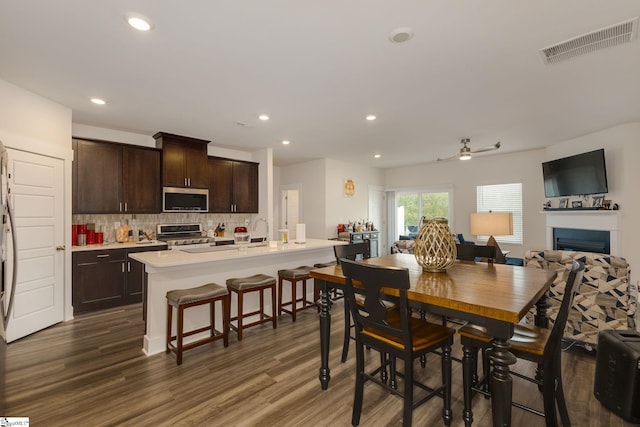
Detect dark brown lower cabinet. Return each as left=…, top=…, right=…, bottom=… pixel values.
left=72, top=245, right=166, bottom=314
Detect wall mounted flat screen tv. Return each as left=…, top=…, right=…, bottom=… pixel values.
left=542, top=148, right=608, bottom=197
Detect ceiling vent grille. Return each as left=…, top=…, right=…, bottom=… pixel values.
left=540, top=17, right=639, bottom=65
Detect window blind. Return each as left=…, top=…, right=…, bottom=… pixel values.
left=476, top=183, right=523, bottom=245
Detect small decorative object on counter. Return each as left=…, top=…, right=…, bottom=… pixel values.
left=413, top=217, right=457, bottom=273
left=77, top=223, right=87, bottom=246
left=72, top=224, right=79, bottom=245
left=206, top=220, right=216, bottom=238
left=234, top=226, right=250, bottom=244
left=116, top=224, right=131, bottom=243
left=279, top=229, right=289, bottom=244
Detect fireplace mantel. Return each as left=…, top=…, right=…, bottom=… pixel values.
left=543, top=210, right=620, bottom=255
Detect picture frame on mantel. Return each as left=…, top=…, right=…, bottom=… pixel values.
left=592, top=195, right=605, bottom=208
left=559, top=198, right=569, bottom=209
left=572, top=200, right=583, bottom=208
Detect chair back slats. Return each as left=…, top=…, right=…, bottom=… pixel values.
left=340, top=258, right=410, bottom=346
left=456, top=243, right=497, bottom=262
left=334, top=241, right=370, bottom=262
left=546, top=259, right=585, bottom=354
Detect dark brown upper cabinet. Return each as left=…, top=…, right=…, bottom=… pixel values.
left=73, top=139, right=161, bottom=214
left=154, top=132, right=209, bottom=189
left=208, top=156, right=259, bottom=213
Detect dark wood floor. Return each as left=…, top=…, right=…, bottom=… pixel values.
left=2, top=302, right=635, bottom=426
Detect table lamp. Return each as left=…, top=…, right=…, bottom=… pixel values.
left=469, top=211, right=513, bottom=247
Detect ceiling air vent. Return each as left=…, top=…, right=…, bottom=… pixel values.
left=540, top=17, right=639, bottom=65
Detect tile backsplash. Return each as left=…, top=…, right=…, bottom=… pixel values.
left=72, top=213, right=260, bottom=243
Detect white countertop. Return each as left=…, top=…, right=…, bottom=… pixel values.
left=72, top=240, right=167, bottom=252
left=129, top=238, right=345, bottom=269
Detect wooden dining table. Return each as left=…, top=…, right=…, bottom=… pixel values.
left=310, top=253, right=557, bottom=427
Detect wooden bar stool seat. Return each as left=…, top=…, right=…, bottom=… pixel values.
left=226, top=273, right=277, bottom=340
left=166, top=283, right=230, bottom=365
left=277, top=266, right=316, bottom=322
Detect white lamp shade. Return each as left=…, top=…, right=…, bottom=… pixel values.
left=470, top=212, right=513, bottom=236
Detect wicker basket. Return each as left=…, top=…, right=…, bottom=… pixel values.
left=413, top=217, right=457, bottom=272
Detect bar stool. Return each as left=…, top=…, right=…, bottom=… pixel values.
left=226, top=273, right=277, bottom=340
left=277, top=266, right=316, bottom=322
left=166, top=283, right=230, bottom=365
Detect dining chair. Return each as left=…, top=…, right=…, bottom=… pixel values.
left=455, top=243, right=498, bottom=264
left=334, top=241, right=372, bottom=362
left=341, top=258, right=455, bottom=427
left=458, top=259, right=585, bottom=427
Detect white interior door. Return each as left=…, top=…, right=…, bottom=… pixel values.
left=5, top=149, right=64, bottom=342
left=280, top=188, right=299, bottom=240
left=368, top=186, right=387, bottom=255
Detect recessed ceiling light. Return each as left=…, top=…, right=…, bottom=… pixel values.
left=374, top=154, right=381, bottom=158
left=259, top=114, right=270, bottom=121
left=282, top=140, right=290, bottom=145
left=389, top=27, right=414, bottom=43
left=91, top=98, right=106, bottom=105
left=366, top=115, right=376, bottom=121
left=125, top=13, right=153, bottom=31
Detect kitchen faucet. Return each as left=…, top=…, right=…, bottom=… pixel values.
left=253, top=217, right=269, bottom=243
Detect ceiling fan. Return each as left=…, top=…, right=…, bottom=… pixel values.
left=437, top=138, right=501, bottom=161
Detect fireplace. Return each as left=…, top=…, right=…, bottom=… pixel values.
left=553, top=227, right=610, bottom=254
left=545, top=210, right=620, bottom=256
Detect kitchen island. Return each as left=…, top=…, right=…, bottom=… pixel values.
left=129, top=238, right=344, bottom=355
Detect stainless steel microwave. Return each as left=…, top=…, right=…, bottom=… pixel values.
left=162, top=187, right=209, bottom=213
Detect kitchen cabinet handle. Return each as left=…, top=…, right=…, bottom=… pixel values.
left=124, top=202, right=128, bottom=212
left=127, top=261, right=131, bottom=272
left=122, top=262, right=125, bottom=273
left=188, top=178, right=191, bottom=187
left=119, top=202, right=123, bottom=212
left=96, top=254, right=110, bottom=258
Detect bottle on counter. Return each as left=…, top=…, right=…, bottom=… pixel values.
left=206, top=220, right=215, bottom=238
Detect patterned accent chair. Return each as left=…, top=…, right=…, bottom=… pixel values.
left=524, top=250, right=637, bottom=348
left=391, top=239, right=416, bottom=254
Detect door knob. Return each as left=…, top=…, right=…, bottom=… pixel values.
left=56, top=245, right=66, bottom=251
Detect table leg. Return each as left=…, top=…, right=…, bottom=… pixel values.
left=489, top=337, right=517, bottom=427
left=462, top=345, right=475, bottom=427
left=317, top=278, right=333, bottom=390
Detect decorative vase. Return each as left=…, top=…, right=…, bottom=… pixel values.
left=413, top=217, right=457, bottom=273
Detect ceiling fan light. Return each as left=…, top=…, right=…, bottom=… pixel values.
left=460, top=153, right=472, bottom=160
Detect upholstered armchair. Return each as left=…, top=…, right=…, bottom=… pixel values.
left=524, top=250, right=637, bottom=348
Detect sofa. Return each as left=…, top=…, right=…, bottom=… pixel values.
left=524, top=250, right=637, bottom=349
left=391, top=234, right=524, bottom=266
left=391, top=239, right=416, bottom=254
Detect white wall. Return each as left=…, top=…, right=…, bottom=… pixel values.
left=278, top=159, right=326, bottom=238
left=324, top=158, right=384, bottom=238
left=385, top=148, right=548, bottom=258
left=544, top=122, right=640, bottom=287
left=278, top=158, right=385, bottom=239
left=0, top=78, right=74, bottom=320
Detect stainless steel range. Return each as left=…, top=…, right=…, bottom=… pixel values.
left=156, top=223, right=215, bottom=250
